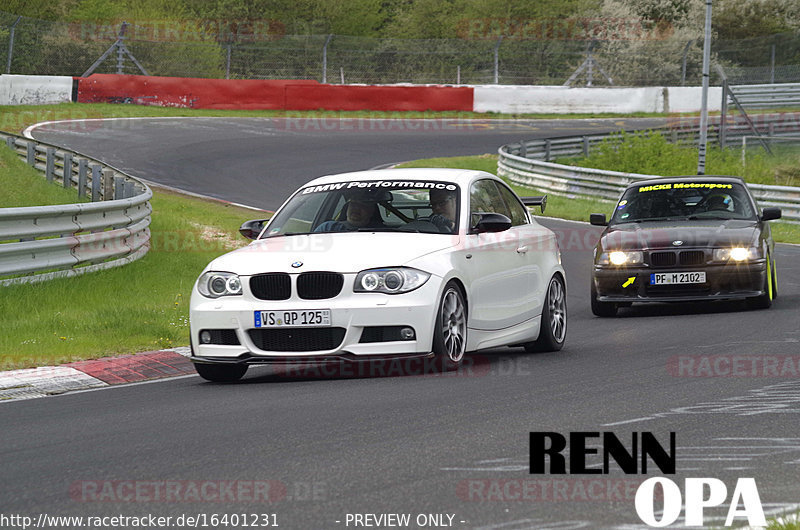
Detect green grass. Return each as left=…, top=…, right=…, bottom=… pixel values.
left=558, top=130, right=800, bottom=188
left=0, top=142, right=89, bottom=208
left=767, top=512, right=800, bottom=529
left=0, top=187, right=263, bottom=370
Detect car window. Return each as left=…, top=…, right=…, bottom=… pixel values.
left=496, top=183, right=529, bottom=226
left=263, top=180, right=460, bottom=236
left=470, top=179, right=511, bottom=227
left=611, top=181, right=756, bottom=223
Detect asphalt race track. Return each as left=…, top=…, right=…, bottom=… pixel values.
left=1, top=117, right=798, bottom=529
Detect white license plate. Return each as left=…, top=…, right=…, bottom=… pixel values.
left=254, top=309, right=331, bottom=328
left=650, top=272, right=706, bottom=285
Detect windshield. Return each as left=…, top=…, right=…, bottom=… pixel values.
left=262, top=180, right=461, bottom=237
left=610, top=181, right=757, bottom=224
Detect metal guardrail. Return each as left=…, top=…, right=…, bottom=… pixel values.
left=0, top=132, right=152, bottom=284
left=729, top=83, right=800, bottom=109
left=498, top=117, right=800, bottom=222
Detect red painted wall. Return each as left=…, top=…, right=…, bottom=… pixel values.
left=76, top=74, right=317, bottom=110
left=75, top=74, right=474, bottom=112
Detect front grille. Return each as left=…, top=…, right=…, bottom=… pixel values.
left=250, top=273, right=291, bottom=300
left=650, top=251, right=677, bottom=267
left=679, top=250, right=706, bottom=266
left=297, top=272, right=344, bottom=300
left=248, top=328, right=346, bottom=352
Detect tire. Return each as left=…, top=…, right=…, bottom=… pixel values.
left=525, top=274, right=567, bottom=353
left=591, top=281, right=617, bottom=317
left=771, top=258, right=778, bottom=299
left=746, top=254, right=774, bottom=310
left=194, top=362, right=248, bottom=382
left=433, top=282, right=467, bottom=371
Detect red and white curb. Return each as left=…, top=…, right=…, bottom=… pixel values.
left=0, top=347, right=195, bottom=403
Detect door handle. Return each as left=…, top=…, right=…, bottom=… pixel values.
left=516, top=245, right=529, bottom=254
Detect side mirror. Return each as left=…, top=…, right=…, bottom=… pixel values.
left=239, top=219, right=267, bottom=240
left=590, top=213, right=608, bottom=226
left=521, top=195, right=547, bottom=214
left=471, top=212, right=512, bottom=234
left=761, top=207, right=781, bottom=222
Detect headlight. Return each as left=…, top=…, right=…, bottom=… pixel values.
left=596, top=250, right=644, bottom=266
left=713, top=247, right=760, bottom=262
left=354, top=267, right=430, bottom=294
left=198, top=271, right=243, bottom=298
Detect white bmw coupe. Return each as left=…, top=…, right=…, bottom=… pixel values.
left=189, top=168, right=567, bottom=381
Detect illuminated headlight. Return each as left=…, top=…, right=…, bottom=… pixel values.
left=354, top=267, right=430, bottom=294
left=198, top=271, right=243, bottom=298
left=597, top=251, right=644, bottom=266
left=714, top=247, right=760, bottom=262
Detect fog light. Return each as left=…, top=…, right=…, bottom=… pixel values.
left=200, top=330, right=212, bottom=344
left=400, top=327, right=415, bottom=340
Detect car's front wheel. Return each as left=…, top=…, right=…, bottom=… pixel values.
left=194, top=363, right=248, bottom=382
left=525, top=274, right=567, bottom=352
left=433, top=282, right=467, bottom=371
left=747, top=254, right=775, bottom=310
left=591, top=281, right=618, bottom=317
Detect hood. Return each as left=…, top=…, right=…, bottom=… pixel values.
left=205, top=232, right=460, bottom=275
left=599, top=219, right=760, bottom=251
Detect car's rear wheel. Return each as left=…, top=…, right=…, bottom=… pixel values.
left=433, top=282, right=467, bottom=371
left=747, top=254, right=774, bottom=310
left=591, top=282, right=618, bottom=317
left=525, top=274, right=567, bottom=353
left=194, top=363, right=248, bottom=382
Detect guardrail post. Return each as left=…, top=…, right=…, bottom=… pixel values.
left=583, top=136, right=589, bottom=157
left=5, top=137, right=14, bottom=149
left=91, top=164, right=102, bottom=202
left=45, top=148, right=55, bottom=182
left=62, top=152, right=73, bottom=188
left=103, top=170, right=114, bottom=201
left=720, top=80, right=728, bottom=148
left=26, top=142, right=35, bottom=166
left=544, top=139, right=551, bottom=162
left=519, top=142, right=526, bottom=158
left=114, top=176, right=124, bottom=200
left=78, top=159, right=88, bottom=198
left=124, top=181, right=135, bottom=199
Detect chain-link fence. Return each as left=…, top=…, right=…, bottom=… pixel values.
left=2, top=11, right=800, bottom=86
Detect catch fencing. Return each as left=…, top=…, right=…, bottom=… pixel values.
left=0, top=132, right=152, bottom=284
left=2, top=11, right=800, bottom=86
left=498, top=115, right=800, bottom=221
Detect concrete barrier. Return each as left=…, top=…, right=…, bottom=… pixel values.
left=2, top=74, right=726, bottom=114
left=0, top=75, right=74, bottom=105
left=474, top=85, right=722, bottom=114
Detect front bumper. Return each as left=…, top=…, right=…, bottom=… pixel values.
left=593, top=261, right=767, bottom=303
left=189, top=277, right=441, bottom=364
